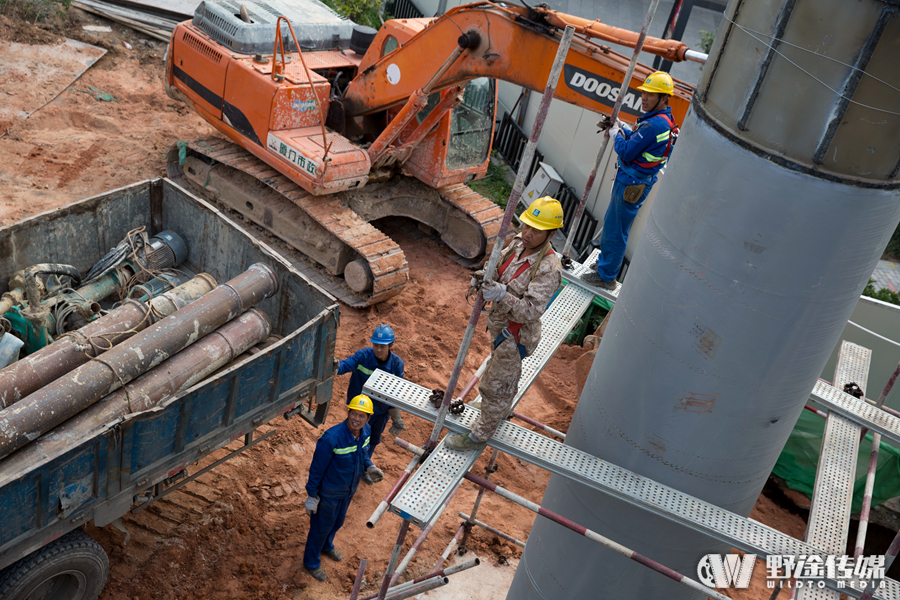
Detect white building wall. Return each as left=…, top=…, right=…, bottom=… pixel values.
left=406, top=0, right=723, bottom=252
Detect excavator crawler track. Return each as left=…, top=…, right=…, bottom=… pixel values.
left=167, top=138, right=507, bottom=306
left=167, top=138, right=408, bottom=307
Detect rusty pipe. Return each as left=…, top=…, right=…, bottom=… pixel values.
left=0, top=274, right=217, bottom=409
left=0, top=265, right=277, bottom=459
left=0, top=309, right=270, bottom=481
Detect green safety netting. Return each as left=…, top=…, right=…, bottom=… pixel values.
left=773, top=409, right=900, bottom=514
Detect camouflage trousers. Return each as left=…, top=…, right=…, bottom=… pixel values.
left=471, top=336, right=522, bottom=442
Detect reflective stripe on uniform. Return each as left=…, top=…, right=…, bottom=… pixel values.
left=363, top=436, right=370, bottom=447
left=357, top=365, right=373, bottom=375
left=641, top=151, right=667, bottom=163
left=334, top=445, right=357, bottom=455
left=655, top=130, right=670, bottom=142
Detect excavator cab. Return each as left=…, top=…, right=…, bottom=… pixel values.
left=448, top=78, right=495, bottom=171
left=402, top=78, right=496, bottom=188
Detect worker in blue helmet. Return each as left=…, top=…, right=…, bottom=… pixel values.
left=334, top=324, right=405, bottom=483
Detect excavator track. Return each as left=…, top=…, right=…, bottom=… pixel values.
left=167, top=138, right=408, bottom=307
left=167, top=138, right=507, bottom=306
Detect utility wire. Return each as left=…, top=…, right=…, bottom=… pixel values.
left=723, top=15, right=900, bottom=117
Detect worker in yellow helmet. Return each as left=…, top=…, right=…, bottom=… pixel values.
left=582, top=70, right=679, bottom=290
left=302, top=394, right=383, bottom=581
left=447, top=196, right=563, bottom=450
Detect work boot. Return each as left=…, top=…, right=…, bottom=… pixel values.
left=361, top=472, right=375, bottom=485
left=445, top=433, right=487, bottom=451
left=307, top=566, right=327, bottom=581
left=323, top=549, right=343, bottom=562
left=580, top=271, right=617, bottom=290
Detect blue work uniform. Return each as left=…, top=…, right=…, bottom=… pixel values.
left=303, top=420, right=373, bottom=570
left=595, top=107, right=676, bottom=281
left=337, top=348, right=404, bottom=459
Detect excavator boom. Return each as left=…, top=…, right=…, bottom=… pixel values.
left=341, top=2, right=695, bottom=124
left=165, top=0, right=698, bottom=307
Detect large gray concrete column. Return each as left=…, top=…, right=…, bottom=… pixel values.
left=508, top=0, right=900, bottom=598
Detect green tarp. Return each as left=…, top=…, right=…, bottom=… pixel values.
left=773, top=410, right=900, bottom=513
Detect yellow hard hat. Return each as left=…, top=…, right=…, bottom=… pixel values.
left=520, top=196, right=564, bottom=231
left=637, top=71, right=674, bottom=95
left=348, top=394, right=374, bottom=415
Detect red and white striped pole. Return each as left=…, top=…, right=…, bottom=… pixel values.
left=510, top=411, right=567, bottom=440
left=859, top=530, right=900, bottom=600
left=411, top=524, right=466, bottom=600
left=390, top=481, right=464, bottom=584
left=463, top=472, right=733, bottom=600
left=367, top=452, right=421, bottom=529
left=804, top=404, right=828, bottom=418
left=458, top=511, right=526, bottom=547
left=855, top=433, right=881, bottom=559
left=349, top=559, right=368, bottom=600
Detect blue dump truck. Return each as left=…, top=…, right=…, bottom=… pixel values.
left=0, top=179, right=339, bottom=599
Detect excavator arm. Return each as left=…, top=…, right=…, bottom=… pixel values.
left=341, top=2, right=697, bottom=125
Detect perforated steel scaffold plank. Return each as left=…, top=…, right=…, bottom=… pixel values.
left=365, top=371, right=900, bottom=600
left=798, top=341, right=869, bottom=600
left=385, top=252, right=599, bottom=525
left=809, top=376, right=900, bottom=447
left=560, top=248, right=621, bottom=302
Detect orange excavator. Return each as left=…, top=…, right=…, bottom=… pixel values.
left=164, top=0, right=699, bottom=306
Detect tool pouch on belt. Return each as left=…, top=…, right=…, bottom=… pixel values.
left=623, top=184, right=646, bottom=204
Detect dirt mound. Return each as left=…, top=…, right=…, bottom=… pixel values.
left=0, top=7, right=212, bottom=225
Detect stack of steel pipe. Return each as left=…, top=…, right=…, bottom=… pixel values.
left=0, top=308, right=271, bottom=476
left=0, top=264, right=278, bottom=460
left=0, top=273, right=218, bottom=409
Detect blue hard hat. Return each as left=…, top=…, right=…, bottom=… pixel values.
left=371, top=324, right=395, bottom=345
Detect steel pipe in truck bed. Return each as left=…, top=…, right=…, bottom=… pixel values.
left=0, top=308, right=270, bottom=481
left=0, top=264, right=278, bottom=460
left=0, top=273, right=217, bottom=409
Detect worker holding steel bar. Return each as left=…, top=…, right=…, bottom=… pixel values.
left=303, top=395, right=383, bottom=581
left=335, top=324, right=405, bottom=482
left=581, top=71, right=679, bottom=290
left=446, top=197, right=563, bottom=450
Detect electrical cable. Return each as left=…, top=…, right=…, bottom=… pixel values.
left=723, top=15, right=900, bottom=116
left=722, top=14, right=900, bottom=95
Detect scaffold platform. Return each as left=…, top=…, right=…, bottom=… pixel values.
left=797, top=341, right=869, bottom=600
left=364, top=369, right=899, bottom=600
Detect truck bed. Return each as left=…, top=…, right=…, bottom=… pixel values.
left=0, top=178, right=339, bottom=571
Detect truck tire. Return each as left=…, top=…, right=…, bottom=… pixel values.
left=0, top=529, right=109, bottom=600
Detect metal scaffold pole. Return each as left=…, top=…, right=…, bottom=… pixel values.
left=426, top=25, right=577, bottom=449
left=561, top=0, right=662, bottom=259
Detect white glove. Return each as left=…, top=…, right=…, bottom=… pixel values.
left=305, top=495, right=319, bottom=515
left=470, top=277, right=478, bottom=287
left=388, top=407, right=407, bottom=435
left=481, top=281, right=507, bottom=302
left=367, top=465, right=384, bottom=483
left=609, top=122, right=622, bottom=138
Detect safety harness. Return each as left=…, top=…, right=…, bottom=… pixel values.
left=492, top=241, right=555, bottom=359
left=633, top=113, right=679, bottom=169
